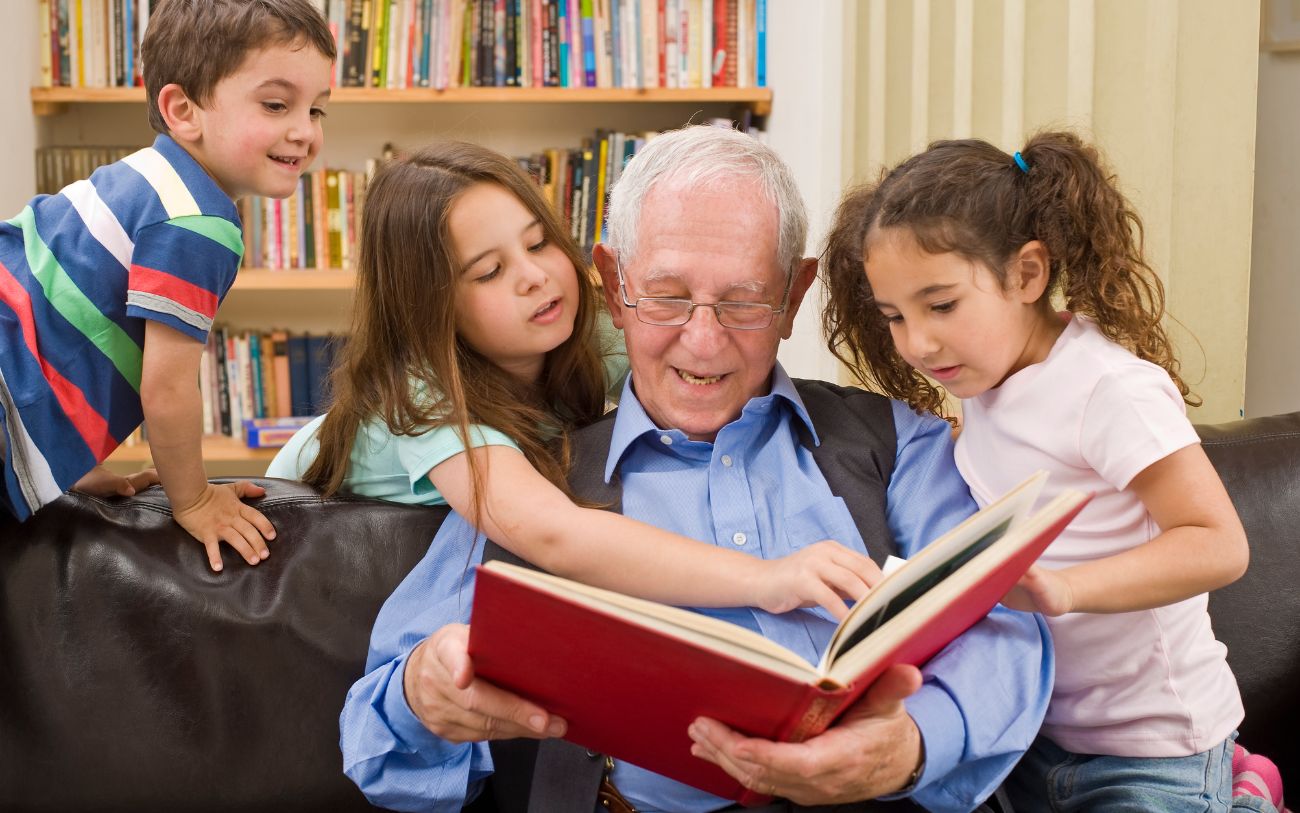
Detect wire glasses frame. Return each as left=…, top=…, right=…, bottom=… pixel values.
left=614, top=254, right=794, bottom=330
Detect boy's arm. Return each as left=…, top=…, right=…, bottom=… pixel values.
left=142, top=321, right=276, bottom=570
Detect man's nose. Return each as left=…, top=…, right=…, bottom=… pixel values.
left=678, top=303, right=727, bottom=353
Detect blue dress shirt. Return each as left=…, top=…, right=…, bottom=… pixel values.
left=340, top=366, right=1053, bottom=813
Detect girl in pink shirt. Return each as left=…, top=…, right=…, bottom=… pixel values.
left=821, top=130, right=1285, bottom=813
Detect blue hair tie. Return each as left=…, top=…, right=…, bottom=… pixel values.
left=1013, top=151, right=1030, bottom=174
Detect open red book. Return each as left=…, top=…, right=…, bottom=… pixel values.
left=469, top=471, right=1088, bottom=804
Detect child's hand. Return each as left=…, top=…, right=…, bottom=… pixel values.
left=1001, top=565, right=1074, bottom=616
left=173, top=482, right=277, bottom=572
left=71, top=465, right=161, bottom=498
left=755, top=541, right=883, bottom=621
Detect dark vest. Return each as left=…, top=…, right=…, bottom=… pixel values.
left=475, top=380, right=928, bottom=813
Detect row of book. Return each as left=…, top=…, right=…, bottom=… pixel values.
left=35, top=145, right=135, bottom=196
left=37, top=0, right=149, bottom=89
left=114, top=328, right=343, bottom=451
left=238, top=167, right=375, bottom=273
left=334, top=0, right=767, bottom=89
left=33, top=119, right=762, bottom=271
left=37, top=0, right=766, bottom=91
left=199, top=328, right=345, bottom=441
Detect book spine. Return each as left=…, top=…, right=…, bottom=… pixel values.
left=287, top=335, right=312, bottom=417
left=260, top=333, right=278, bottom=418
left=215, top=327, right=232, bottom=436
left=723, top=0, right=735, bottom=87
left=754, top=0, right=764, bottom=87
left=272, top=332, right=292, bottom=418
left=579, top=0, right=594, bottom=86
left=39, top=0, right=53, bottom=88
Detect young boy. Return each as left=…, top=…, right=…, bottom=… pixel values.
left=0, top=0, right=334, bottom=572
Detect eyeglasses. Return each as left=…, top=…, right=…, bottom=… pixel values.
left=614, top=255, right=793, bottom=330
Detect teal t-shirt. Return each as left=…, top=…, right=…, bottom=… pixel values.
left=265, top=312, right=628, bottom=506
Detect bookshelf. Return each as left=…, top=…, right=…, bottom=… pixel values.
left=44, top=93, right=771, bottom=481
left=31, top=86, right=773, bottom=116
left=27, top=0, right=808, bottom=478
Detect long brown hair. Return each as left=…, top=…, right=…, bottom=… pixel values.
left=823, top=130, right=1194, bottom=416
left=302, top=142, right=608, bottom=524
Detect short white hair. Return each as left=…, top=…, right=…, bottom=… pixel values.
left=604, top=126, right=808, bottom=277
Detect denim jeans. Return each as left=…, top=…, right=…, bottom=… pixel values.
left=1005, top=732, right=1278, bottom=813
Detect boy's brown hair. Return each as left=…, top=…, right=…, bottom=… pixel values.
left=141, top=0, right=336, bottom=135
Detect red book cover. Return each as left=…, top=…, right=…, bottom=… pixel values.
left=469, top=473, right=1088, bottom=804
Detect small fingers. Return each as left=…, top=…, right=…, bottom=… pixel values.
left=203, top=538, right=224, bottom=573
left=242, top=504, right=277, bottom=543
left=217, top=524, right=263, bottom=567
left=126, top=468, right=161, bottom=492
left=230, top=479, right=267, bottom=499
left=810, top=584, right=851, bottom=621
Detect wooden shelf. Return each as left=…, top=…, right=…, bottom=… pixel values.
left=109, top=435, right=280, bottom=465
left=31, top=86, right=773, bottom=116
left=231, top=269, right=355, bottom=292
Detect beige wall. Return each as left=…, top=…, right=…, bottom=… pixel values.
left=1246, top=48, right=1300, bottom=418
left=851, top=0, right=1260, bottom=423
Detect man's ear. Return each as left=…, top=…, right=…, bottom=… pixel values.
left=778, top=257, right=819, bottom=340
left=591, top=243, right=625, bottom=329
left=157, top=83, right=203, bottom=144
left=1011, top=240, right=1051, bottom=304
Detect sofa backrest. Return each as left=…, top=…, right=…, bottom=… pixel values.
left=1200, top=411, right=1300, bottom=793
left=0, top=479, right=446, bottom=813
left=1, top=412, right=1296, bottom=811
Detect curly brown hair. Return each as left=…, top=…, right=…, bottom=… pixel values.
left=823, top=130, right=1195, bottom=416
left=301, top=142, right=608, bottom=526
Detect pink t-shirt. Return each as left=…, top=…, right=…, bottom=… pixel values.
left=955, top=314, right=1243, bottom=758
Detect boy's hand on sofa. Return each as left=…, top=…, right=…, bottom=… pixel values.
left=173, top=481, right=277, bottom=572
left=71, top=465, right=161, bottom=498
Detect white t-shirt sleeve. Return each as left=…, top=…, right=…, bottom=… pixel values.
left=1079, top=365, right=1200, bottom=490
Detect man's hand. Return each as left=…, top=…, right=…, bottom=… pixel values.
left=71, top=465, right=160, bottom=498
left=688, top=664, right=924, bottom=804
left=1001, top=564, right=1075, bottom=616
left=404, top=624, right=567, bottom=743
left=753, top=541, right=884, bottom=620
left=172, top=481, right=276, bottom=571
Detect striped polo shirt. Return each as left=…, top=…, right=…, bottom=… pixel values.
left=0, top=134, right=243, bottom=521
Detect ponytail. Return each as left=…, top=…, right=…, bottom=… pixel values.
left=822, top=130, right=1196, bottom=409
left=1017, top=132, right=1194, bottom=403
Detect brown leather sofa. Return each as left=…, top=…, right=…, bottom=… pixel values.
left=1, top=412, right=1296, bottom=812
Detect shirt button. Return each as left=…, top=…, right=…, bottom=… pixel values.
left=660, top=435, right=673, bottom=445
left=732, top=532, right=747, bottom=546
left=720, top=454, right=733, bottom=467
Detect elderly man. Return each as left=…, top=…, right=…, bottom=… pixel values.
left=340, top=126, right=1052, bottom=813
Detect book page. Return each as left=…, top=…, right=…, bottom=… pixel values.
left=818, top=470, right=1048, bottom=671
left=483, top=562, right=823, bottom=682
left=824, top=489, right=1086, bottom=685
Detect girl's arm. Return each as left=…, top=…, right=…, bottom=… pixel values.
left=1004, top=444, right=1248, bottom=615
left=428, top=446, right=881, bottom=619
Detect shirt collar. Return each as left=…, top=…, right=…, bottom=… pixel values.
left=603, top=362, right=821, bottom=483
